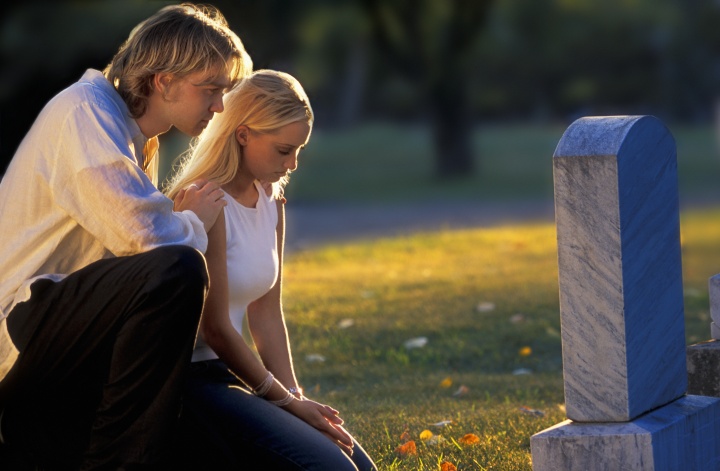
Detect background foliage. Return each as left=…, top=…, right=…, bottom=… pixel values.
left=2, top=0, right=720, bottom=178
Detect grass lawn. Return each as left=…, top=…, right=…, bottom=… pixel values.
left=279, top=207, right=720, bottom=471
left=162, top=121, right=720, bottom=469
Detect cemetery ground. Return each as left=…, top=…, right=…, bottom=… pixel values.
left=259, top=122, right=720, bottom=470
left=164, top=121, right=720, bottom=469
left=277, top=207, right=720, bottom=471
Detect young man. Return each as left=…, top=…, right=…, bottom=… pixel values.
left=0, top=4, right=252, bottom=469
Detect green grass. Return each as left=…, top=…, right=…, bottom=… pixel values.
left=161, top=121, right=720, bottom=468
left=277, top=207, right=720, bottom=471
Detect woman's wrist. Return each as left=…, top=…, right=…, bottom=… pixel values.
left=251, top=371, right=274, bottom=397
left=268, top=390, right=296, bottom=407
left=288, top=386, right=304, bottom=399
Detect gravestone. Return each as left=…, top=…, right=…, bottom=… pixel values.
left=530, top=115, right=720, bottom=470
left=686, top=274, right=720, bottom=397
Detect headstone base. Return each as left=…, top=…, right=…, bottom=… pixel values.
left=711, top=322, right=720, bottom=340
left=530, top=395, right=720, bottom=471
left=687, top=339, right=720, bottom=397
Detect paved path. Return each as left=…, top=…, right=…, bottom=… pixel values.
left=283, top=194, right=720, bottom=252
left=283, top=198, right=556, bottom=252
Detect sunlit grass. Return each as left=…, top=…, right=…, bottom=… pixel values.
left=280, top=207, right=720, bottom=471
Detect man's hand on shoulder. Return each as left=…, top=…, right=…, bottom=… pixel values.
left=173, top=180, right=226, bottom=231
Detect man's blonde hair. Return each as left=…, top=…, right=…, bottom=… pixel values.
left=165, top=69, right=313, bottom=201
left=104, top=3, right=252, bottom=118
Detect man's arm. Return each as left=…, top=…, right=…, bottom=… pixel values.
left=51, top=100, right=214, bottom=255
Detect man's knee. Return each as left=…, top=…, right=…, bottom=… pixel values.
left=147, top=245, right=209, bottom=291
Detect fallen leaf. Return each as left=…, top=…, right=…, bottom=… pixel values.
left=519, top=346, right=532, bottom=357
left=458, top=433, right=480, bottom=445
left=476, top=302, right=495, bottom=313
left=441, top=462, right=457, bottom=471
left=558, top=404, right=566, bottom=414
left=510, top=313, right=525, bottom=324
left=426, top=435, right=447, bottom=446
left=519, top=406, right=545, bottom=417
left=400, top=430, right=411, bottom=442
left=545, top=326, right=560, bottom=338
left=452, top=385, right=469, bottom=397
left=512, top=368, right=532, bottom=375
left=403, top=336, right=428, bottom=349
left=430, top=420, right=454, bottom=427
left=395, top=440, right=417, bottom=456
left=419, top=430, right=433, bottom=441
left=337, top=318, right=355, bottom=329
left=305, top=354, right=326, bottom=363
left=453, top=385, right=469, bottom=397
left=439, top=377, right=453, bottom=388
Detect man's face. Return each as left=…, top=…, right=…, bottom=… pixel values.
left=163, top=65, right=233, bottom=137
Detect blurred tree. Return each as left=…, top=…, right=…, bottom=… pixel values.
left=294, top=2, right=371, bottom=128
left=0, top=0, right=165, bottom=174
left=360, top=0, right=495, bottom=178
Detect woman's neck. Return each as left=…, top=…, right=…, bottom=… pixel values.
left=223, top=176, right=258, bottom=208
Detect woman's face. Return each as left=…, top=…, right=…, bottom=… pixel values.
left=236, top=121, right=311, bottom=183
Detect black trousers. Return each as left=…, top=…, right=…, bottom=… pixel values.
left=0, top=245, right=208, bottom=471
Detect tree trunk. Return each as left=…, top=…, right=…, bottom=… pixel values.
left=430, top=80, right=474, bottom=178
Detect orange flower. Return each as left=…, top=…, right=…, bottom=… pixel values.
left=395, top=440, right=417, bottom=456
left=458, top=433, right=481, bottom=445
left=441, top=462, right=458, bottom=471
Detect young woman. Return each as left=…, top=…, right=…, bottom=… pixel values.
left=165, top=70, right=377, bottom=470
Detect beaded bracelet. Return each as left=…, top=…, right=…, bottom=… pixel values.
left=252, top=372, right=274, bottom=397
left=269, top=391, right=296, bottom=407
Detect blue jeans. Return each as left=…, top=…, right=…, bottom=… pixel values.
left=173, top=359, right=377, bottom=471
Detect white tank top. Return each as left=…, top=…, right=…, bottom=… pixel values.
left=192, top=181, right=279, bottom=362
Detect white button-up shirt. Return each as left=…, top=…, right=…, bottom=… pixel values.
left=0, top=69, right=208, bottom=380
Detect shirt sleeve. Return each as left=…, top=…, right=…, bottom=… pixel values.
left=49, top=97, right=208, bottom=255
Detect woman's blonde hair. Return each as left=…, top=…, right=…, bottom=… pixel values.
left=165, top=69, right=313, bottom=201
left=104, top=3, right=252, bottom=118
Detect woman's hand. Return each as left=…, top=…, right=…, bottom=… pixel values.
left=284, top=398, right=354, bottom=456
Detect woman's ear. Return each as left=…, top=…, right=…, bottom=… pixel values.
left=235, top=125, right=249, bottom=146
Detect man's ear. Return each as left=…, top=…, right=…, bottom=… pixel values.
left=235, top=125, right=249, bottom=146
left=152, top=73, right=174, bottom=95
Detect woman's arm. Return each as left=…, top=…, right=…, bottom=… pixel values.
left=201, top=201, right=353, bottom=453
left=198, top=210, right=270, bottom=387
left=246, top=200, right=298, bottom=392
left=247, top=202, right=354, bottom=453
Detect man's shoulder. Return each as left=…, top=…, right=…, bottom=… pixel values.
left=49, top=69, right=124, bottom=116
left=30, top=70, right=137, bottom=147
